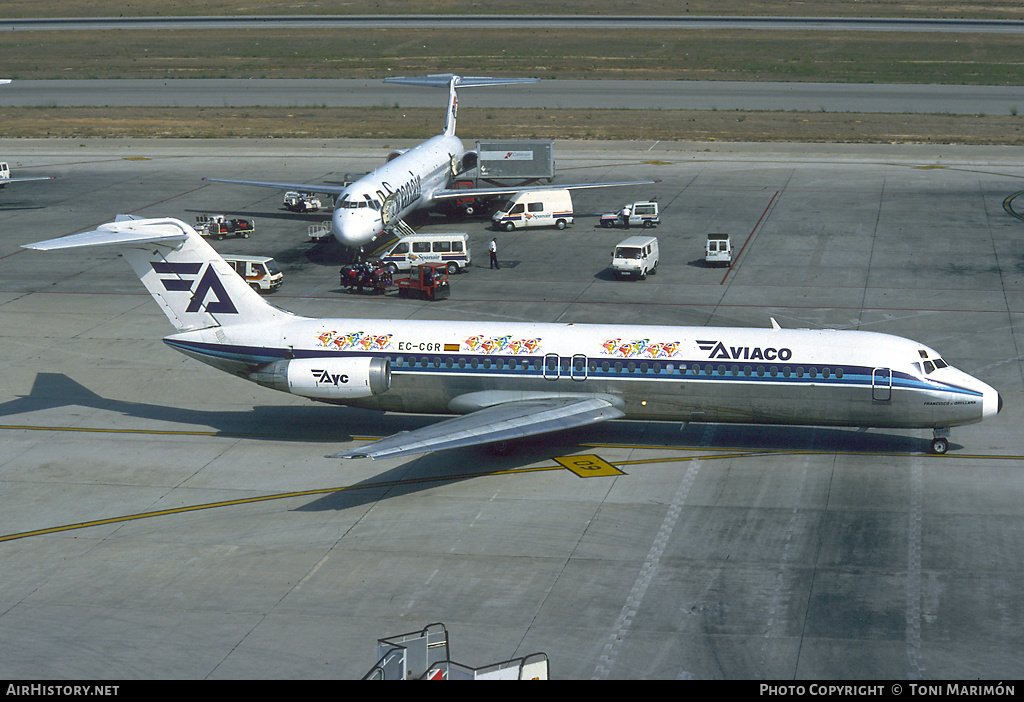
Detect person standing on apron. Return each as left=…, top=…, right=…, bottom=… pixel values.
left=489, top=237, right=500, bottom=269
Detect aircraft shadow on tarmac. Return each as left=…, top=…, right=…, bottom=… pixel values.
left=294, top=421, right=946, bottom=513
left=5, top=373, right=949, bottom=513
left=3, top=373, right=432, bottom=446
left=295, top=437, right=581, bottom=513
left=0, top=201, right=47, bottom=212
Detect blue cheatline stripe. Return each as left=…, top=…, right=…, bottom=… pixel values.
left=152, top=262, right=201, bottom=274
left=161, top=339, right=983, bottom=399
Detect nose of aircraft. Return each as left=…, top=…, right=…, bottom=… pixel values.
left=946, top=366, right=1002, bottom=421
left=332, top=206, right=382, bottom=248
left=983, top=384, right=1002, bottom=419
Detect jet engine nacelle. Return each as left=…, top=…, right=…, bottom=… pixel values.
left=386, top=149, right=409, bottom=163
left=250, top=357, right=391, bottom=400
left=459, top=150, right=478, bottom=174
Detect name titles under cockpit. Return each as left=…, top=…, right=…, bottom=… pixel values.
left=336, top=172, right=422, bottom=215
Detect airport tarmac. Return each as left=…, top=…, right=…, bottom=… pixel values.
left=0, top=138, right=1022, bottom=680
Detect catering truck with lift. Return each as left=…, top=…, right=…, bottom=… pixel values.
left=450, top=139, right=555, bottom=217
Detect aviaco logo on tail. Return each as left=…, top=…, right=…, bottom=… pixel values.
left=696, top=340, right=793, bottom=361
left=312, top=369, right=349, bottom=386
left=151, top=262, right=237, bottom=314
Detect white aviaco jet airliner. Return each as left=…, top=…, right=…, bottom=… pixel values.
left=203, top=74, right=653, bottom=250
left=26, top=216, right=1001, bottom=457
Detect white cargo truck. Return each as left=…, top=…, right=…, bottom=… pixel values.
left=705, top=232, right=732, bottom=266
left=610, top=235, right=660, bottom=280
left=491, top=189, right=573, bottom=231
left=223, top=255, right=283, bottom=293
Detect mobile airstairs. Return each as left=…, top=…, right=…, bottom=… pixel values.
left=362, top=623, right=550, bottom=680
left=388, top=217, right=418, bottom=239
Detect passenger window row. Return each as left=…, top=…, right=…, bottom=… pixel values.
left=388, top=355, right=845, bottom=379
left=398, top=241, right=465, bottom=254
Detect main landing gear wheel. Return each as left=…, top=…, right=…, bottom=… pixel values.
left=930, top=437, right=949, bottom=455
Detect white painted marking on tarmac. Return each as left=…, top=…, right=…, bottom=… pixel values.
left=592, top=425, right=714, bottom=679
left=295, top=553, right=331, bottom=590
left=759, top=453, right=812, bottom=676
left=905, top=457, right=926, bottom=679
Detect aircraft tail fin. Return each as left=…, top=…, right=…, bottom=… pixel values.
left=24, top=215, right=294, bottom=332
left=383, top=74, right=540, bottom=137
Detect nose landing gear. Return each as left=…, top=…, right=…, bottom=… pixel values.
left=931, top=428, right=950, bottom=455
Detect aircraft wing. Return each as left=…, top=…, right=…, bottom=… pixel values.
left=202, top=177, right=349, bottom=196
left=429, top=180, right=658, bottom=202
left=0, top=176, right=55, bottom=185
left=332, top=396, right=624, bottom=460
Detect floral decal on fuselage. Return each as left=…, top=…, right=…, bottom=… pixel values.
left=317, top=330, right=393, bottom=351
left=602, top=338, right=681, bottom=359
left=463, top=334, right=542, bottom=355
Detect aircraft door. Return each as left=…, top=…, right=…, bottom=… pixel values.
left=543, top=354, right=588, bottom=381
left=872, top=367, right=892, bottom=402
left=571, top=354, right=588, bottom=382
left=544, top=353, right=559, bottom=380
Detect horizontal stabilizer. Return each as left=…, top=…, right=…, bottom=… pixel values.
left=384, top=74, right=540, bottom=89
left=332, top=396, right=624, bottom=460
left=24, top=216, right=189, bottom=251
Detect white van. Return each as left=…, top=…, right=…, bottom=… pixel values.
left=224, top=255, right=283, bottom=293
left=705, top=233, right=732, bottom=267
left=492, top=189, right=573, bottom=231
left=0, top=162, right=9, bottom=181
left=377, top=233, right=471, bottom=274
left=611, top=235, right=659, bottom=280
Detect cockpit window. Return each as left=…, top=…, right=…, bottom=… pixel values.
left=923, top=360, right=935, bottom=374
left=338, top=193, right=378, bottom=209
left=934, top=358, right=948, bottom=369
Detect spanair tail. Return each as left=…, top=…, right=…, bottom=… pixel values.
left=23, top=216, right=295, bottom=332
left=382, top=74, right=541, bottom=136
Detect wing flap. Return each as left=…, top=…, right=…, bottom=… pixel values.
left=333, top=396, right=624, bottom=460
left=1, top=176, right=55, bottom=184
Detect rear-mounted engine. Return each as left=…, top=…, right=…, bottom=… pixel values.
left=249, top=357, right=391, bottom=400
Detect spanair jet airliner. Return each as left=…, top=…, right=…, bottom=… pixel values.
left=203, top=74, right=653, bottom=250
left=25, top=216, right=1001, bottom=457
